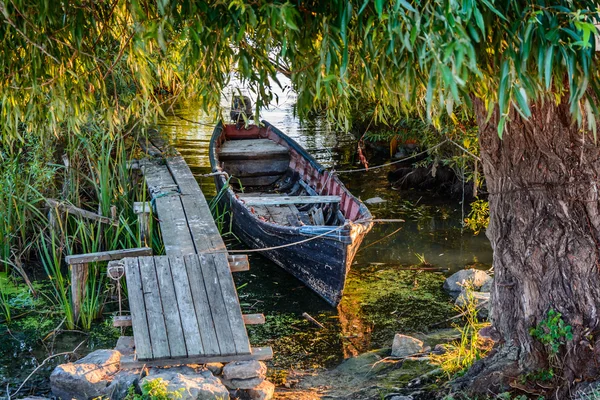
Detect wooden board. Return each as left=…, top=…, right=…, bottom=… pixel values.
left=123, top=257, right=153, bottom=360
left=219, top=139, right=289, bottom=160
left=198, top=253, right=237, bottom=356
left=166, top=155, right=226, bottom=253
left=184, top=254, right=221, bottom=356
left=209, top=252, right=252, bottom=355
left=65, top=247, right=152, bottom=265
left=239, top=195, right=341, bottom=206
left=235, top=175, right=282, bottom=187
left=168, top=256, right=204, bottom=356
left=223, top=159, right=289, bottom=178
left=252, top=205, right=300, bottom=226
left=154, top=257, right=187, bottom=358
left=141, top=159, right=196, bottom=255
left=120, top=346, right=273, bottom=368
left=138, top=256, right=170, bottom=359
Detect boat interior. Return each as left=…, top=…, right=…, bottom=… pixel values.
left=214, top=124, right=367, bottom=228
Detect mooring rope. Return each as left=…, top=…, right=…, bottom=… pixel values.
left=224, top=218, right=404, bottom=253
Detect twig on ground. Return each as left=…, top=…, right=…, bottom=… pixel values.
left=8, top=340, right=86, bottom=399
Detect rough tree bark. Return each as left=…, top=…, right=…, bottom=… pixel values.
left=462, top=97, right=600, bottom=396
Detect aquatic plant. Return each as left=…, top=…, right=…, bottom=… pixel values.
left=39, top=230, right=75, bottom=330
left=431, top=286, right=492, bottom=377
left=209, top=175, right=235, bottom=237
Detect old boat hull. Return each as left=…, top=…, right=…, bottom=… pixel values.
left=210, top=121, right=372, bottom=306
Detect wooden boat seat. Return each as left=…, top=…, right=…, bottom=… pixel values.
left=238, top=195, right=341, bottom=206
left=219, top=139, right=289, bottom=160
left=219, top=139, right=290, bottom=186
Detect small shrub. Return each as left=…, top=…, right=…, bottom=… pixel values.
left=124, top=378, right=184, bottom=400
left=464, top=199, right=489, bottom=235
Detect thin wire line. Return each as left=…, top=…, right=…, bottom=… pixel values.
left=334, top=139, right=449, bottom=174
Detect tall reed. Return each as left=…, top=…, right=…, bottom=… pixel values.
left=209, top=176, right=235, bottom=236
left=39, top=229, right=75, bottom=330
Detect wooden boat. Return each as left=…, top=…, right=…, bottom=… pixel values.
left=209, top=121, right=373, bottom=306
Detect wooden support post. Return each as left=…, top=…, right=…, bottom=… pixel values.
left=133, top=202, right=152, bottom=246
left=242, top=314, right=265, bottom=325
left=71, top=263, right=88, bottom=323
left=228, top=255, right=249, bottom=272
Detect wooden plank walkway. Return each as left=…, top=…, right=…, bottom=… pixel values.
left=118, top=136, right=271, bottom=368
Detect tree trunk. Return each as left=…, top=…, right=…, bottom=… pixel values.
left=466, top=97, right=600, bottom=395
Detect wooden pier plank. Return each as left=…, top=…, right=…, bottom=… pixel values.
left=165, top=155, right=226, bottom=253
left=210, top=252, right=252, bottom=355
left=155, top=195, right=196, bottom=256
left=184, top=254, right=221, bottom=356
left=138, top=256, right=171, bottom=359
left=198, top=253, right=237, bottom=356
left=141, top=159, right=196, bottom=256
left=154, top=256, right=187, bottom=358
left=120, top=346, right=273, bottom=369
left=123, top=258, right=153, bottom=360
left=169, top=256, right=204, bottom=356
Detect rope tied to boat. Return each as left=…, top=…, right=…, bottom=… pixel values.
left=224, top=218, right=404, bottom=253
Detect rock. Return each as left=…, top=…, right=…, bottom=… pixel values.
left=222, top=361, right=267, bottom=381
left=432, top=344, right=447, bottom=355
left=364, top=197, right=387, bottom=205
left=147, top=365, right=198, bottom=376
left=50, top=349, right=121, bottom=400
left=387, top=396, right=413, bottom=400
left=391, top=334, right=424, bottom=358
left=139, top=369, right=229, bottom=400
left=478, top=325, right=501, bottom=342
left=443, top=269, right=491, bottom=293
left=19, top=397, right=51, bottom=400
left=114, top=336, right=135, bottom=356
left=205, top=363, right=223, bottom=376
left=105, top=369, right=143, bottom=400
left=480, top=278, right=493, bottom=292
left=221, top=376, right=265, bottom=390
left=247, top=380, right=275, bottom=400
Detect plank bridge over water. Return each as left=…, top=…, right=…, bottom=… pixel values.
left=116, top=136, right=271, bottom=368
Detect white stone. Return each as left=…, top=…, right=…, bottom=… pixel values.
left=480, top=277, right=493, bottom=292
left=222, top=360, right=267, bottom=381
left=50, top=349, right=121, bottom=400
left=221, top=376, right=265, bottom=390
left=364, top=197, right=387, bottom=205
left=443, top=269, right=492, bottom=293
left=391, top=334, right=424, bottom=358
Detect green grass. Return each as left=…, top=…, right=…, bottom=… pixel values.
left=430, top=286, right=492, bottom=378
